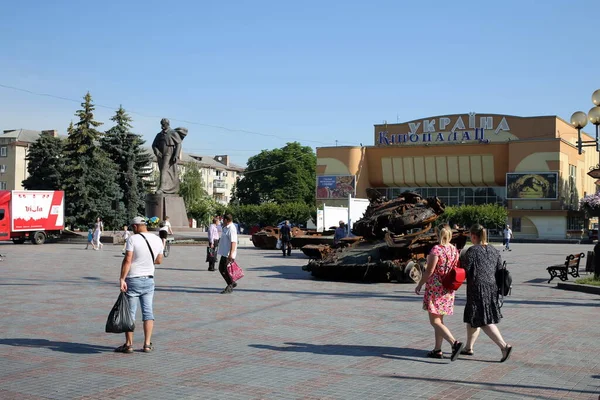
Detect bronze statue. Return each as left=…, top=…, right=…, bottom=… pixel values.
left=151, top=118, right=188, bottom=194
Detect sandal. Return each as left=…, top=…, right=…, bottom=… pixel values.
left=460, top=348, right=474, bottom=356
left=450, top=341, right=464, bottom=362
left=114, top=344, right=133, bottom=353
left=500, top=345, right=512, bottom=363
left=143, top=343, right=154, bottom=353
left=426, top=349, right=443, bottom=359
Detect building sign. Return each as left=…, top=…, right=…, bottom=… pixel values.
left=316, top=175, right=356, bottom=199
left=506, top=172, right=558, bottom=200
left=375, top=113, right=512, bottom=146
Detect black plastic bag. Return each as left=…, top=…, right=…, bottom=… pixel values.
left=105, top=292, right=135, bottom=333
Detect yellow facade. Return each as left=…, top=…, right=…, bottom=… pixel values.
left=316, top=114, right=597, bottom=239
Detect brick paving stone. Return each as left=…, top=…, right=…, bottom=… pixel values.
left=0, top=242, right=599, bottom=399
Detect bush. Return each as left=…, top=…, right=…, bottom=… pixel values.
left=436, top=204, right=507, bottom=230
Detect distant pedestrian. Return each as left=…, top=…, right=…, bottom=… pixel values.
left=115, top=217, right=164, bottom=354
left=333, top=221, right=347, bottom=247
left=503, top=225, right=513, bottom=251
left=207, top=217, right=219, bottom=271
left=121, top=225, right=131, bottom=255
left=216, top=215, right=223, bottom=236
left=279, top=220, right=292, bottom=257
left=415, top=224, right=464, bottom=361
left=93, top=217, right=104, bottom=250
left=462, top=224, right=512, bottom=362
left=158, top=216, right=173, bottom=252
left=85, top=225, right=96, bottom=250
left=217, top=214, right=238, bottom=294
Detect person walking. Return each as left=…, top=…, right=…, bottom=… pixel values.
left=207, top=217, right=220, bottom=271
left=503, top=224, right=513, bottom=251
left=462, top=224, right=512, bottom=362
left=415, top=225, right=464, bottom=361
left=121, top=225, right=131, bottom=255
left=217, top=214, right=238, bottom=294
left=85, top=225, right=96, bottom=250
left=115, top=217, right=164, bottom=354
left=93, top=217, right=104, bottom=250
left=279, top=220, right=292, bottom=257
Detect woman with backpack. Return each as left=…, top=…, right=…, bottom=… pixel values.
left=415, top=224, right=464, bottom=361
left=462, top=224, right=512, bottom=362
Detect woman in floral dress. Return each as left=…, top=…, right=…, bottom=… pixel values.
left=415, top=225, right=465, bottom=361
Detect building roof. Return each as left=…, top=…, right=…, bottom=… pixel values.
left=185, top=153, right=245, bottom=172
left=2, top=129, right=42, bottom=143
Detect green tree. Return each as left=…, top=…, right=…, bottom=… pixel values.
left=22, top=134, right=65, bottom=190
left=62, top=93, right=121, bottom=228
left=233, top=142, right=316, bottom=205
left=179, top=162, right=207, bottom=210
left=438, top=204, right=507, bottom=230
left=102, top=106, right=153, bottom=225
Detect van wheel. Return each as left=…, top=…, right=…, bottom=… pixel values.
left=32, top=231, right=46, bottom=245
left=12, top=238, right=25, bottom=244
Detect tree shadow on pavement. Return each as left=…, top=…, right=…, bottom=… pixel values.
left=384, top=374, right=599, bottom=399
left=0, top=338, right=115, bottom=354
left=249, top=342, right=443, bottom=364
left=155, top=285, right=423, bottom=301
left=251, top=265, right=313, bottom=280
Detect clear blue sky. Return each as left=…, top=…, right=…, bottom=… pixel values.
left=1, top=0, right=599, bottom=166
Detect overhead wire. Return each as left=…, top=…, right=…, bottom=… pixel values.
left=0, top=83, right=359, bottom=147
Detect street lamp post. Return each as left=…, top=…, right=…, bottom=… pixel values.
left=571, top=89, right=600, bottom=171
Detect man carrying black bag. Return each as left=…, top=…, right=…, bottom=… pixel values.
left=114, top=217, right=164, bottom=353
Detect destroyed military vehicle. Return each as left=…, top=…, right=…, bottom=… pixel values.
left=302, top=189, right=469, bottom=283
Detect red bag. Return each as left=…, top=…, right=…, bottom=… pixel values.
left=227, top=260, right=245, bottom=282
left=441, top=249, right=466, bottom=291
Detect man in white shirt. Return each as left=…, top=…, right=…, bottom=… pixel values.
left=217, top=214, right=238, bottom=294
left=503, top=224, right=513, bottom=252
left=115, top=217, right=164, bottom=354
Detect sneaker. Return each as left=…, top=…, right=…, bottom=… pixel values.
left=232, top=282, right=237, bottom=288
left=220, top=285, right=233, bottom=294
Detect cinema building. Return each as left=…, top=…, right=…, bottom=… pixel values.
left=316, top=113, right=598, bottom=239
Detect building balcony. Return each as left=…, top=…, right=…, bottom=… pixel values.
left=213, top=180, right=227, bottom=194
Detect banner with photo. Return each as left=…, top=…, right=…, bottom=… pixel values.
left=316, top=175, right=356, bottom=199
left=506, top=172, right=558, bottom=200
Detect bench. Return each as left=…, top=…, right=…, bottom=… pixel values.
left=546, top=253, right=585, bottom=283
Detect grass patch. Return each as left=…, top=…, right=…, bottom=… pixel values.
left=575, top=276, right=600, bottom=286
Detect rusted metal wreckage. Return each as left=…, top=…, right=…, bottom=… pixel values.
left=251, top=227, right=338, bottom=250
left=302, top=189, right=468, bottom=283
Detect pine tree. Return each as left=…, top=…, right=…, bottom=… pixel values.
left=22, top=134, right=65, bottom=190
left=63, top=93, right=121, bottom=228
left=102, top=106, right=153, bottom=225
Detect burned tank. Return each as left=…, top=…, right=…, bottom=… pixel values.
left=302, top=189, right=468, bottom=283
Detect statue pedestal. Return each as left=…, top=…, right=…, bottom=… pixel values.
left=145, top=194, right=189, bottom=228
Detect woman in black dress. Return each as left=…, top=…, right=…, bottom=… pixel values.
left=462, top=224, right=513, bottom=362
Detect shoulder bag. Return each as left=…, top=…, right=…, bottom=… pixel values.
left=138, top=233, right=156, bottom=263
left=441, top=246, right=466, bottom=291
left=496, top=260, right=512, bottom=307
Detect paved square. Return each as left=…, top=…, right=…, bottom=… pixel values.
left=1, top=242, right=599, bottom=399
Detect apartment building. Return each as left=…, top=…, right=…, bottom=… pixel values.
left=185, top=154, right=245, bottom=204
left=0, top=129, right=57, bottom=190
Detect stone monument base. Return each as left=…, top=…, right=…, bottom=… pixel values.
left=145, top=193, right=189, bottom=228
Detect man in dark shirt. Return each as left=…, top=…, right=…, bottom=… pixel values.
left=279, top=221, right=292, bottom=257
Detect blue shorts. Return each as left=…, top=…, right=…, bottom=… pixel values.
left=125, top=276, right=155, bottom=321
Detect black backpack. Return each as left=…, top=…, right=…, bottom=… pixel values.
left=496, top=260, right=512, bottom=307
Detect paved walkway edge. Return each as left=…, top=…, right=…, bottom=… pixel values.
left=557, top=281, right=600, bottom=295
